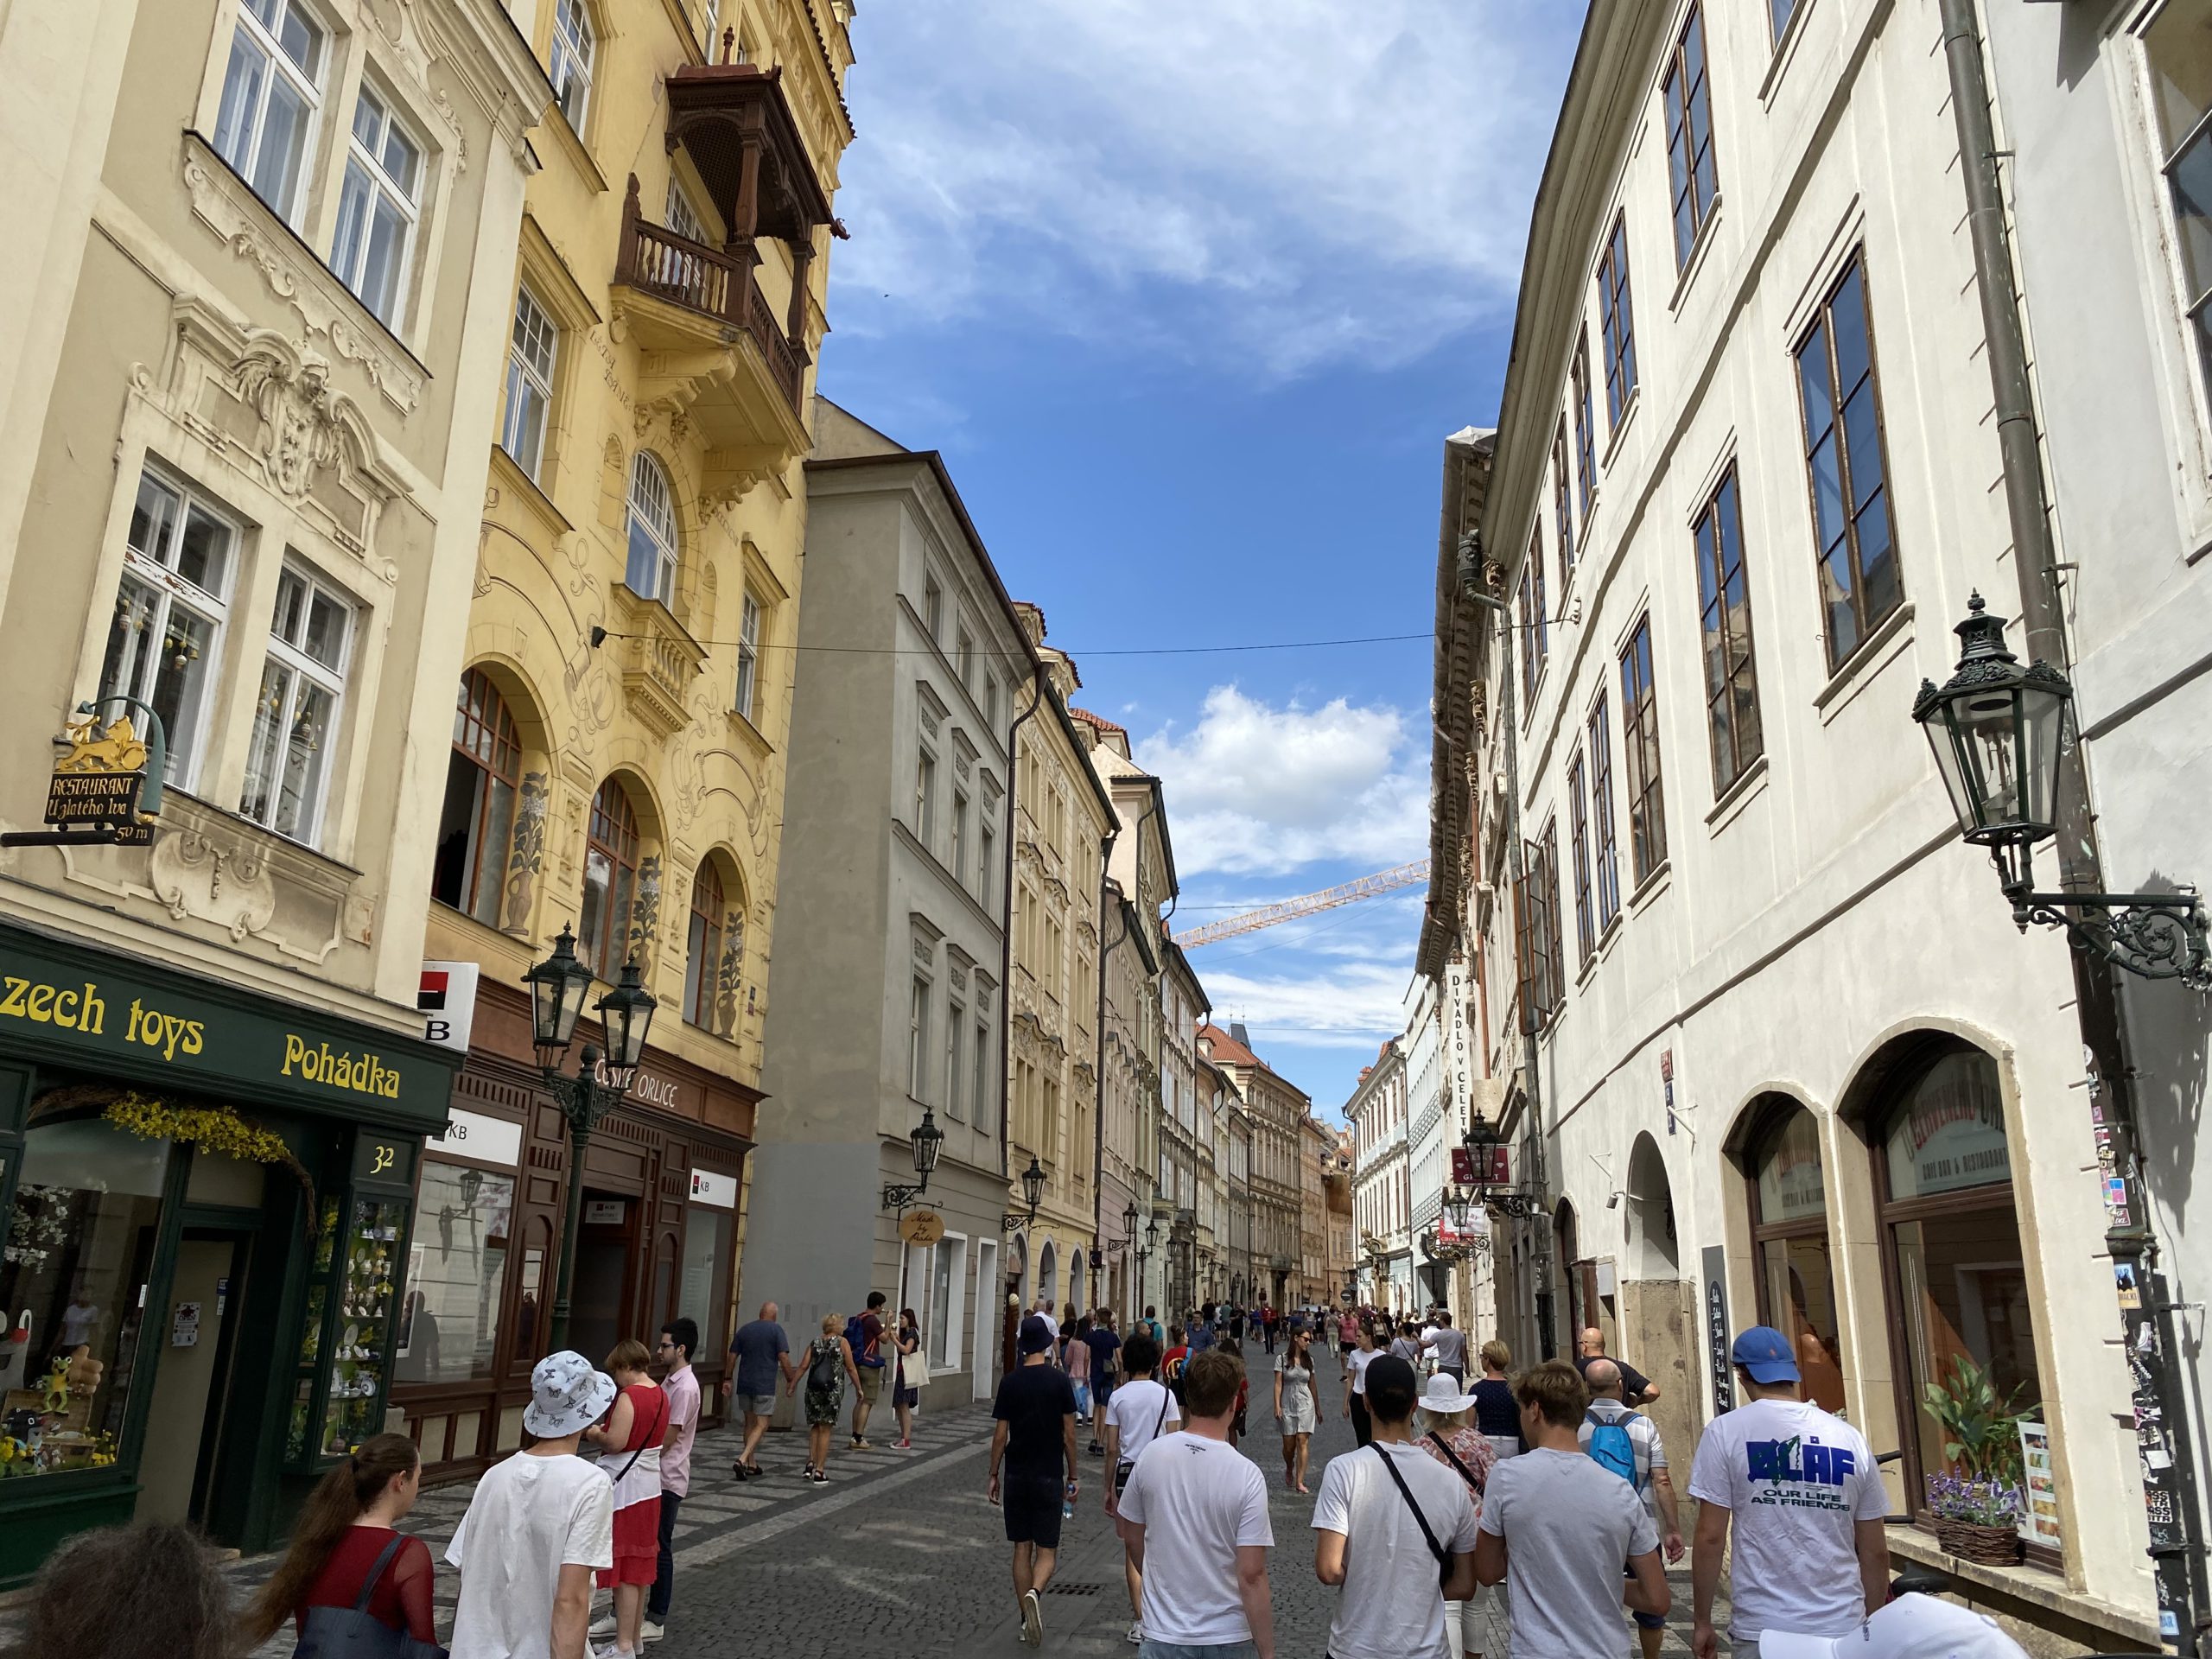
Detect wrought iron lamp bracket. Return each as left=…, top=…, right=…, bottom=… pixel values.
left=1484, top=1192, right=1548, bottom=1221
left=999, top=1209, right=1039, bottom=1234
left=2004, top=879, right=2212, bottom=991
left=881, top=1180, right=929, bottom=1211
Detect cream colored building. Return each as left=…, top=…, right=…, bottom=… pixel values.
left=1346, top=1039, right=1412, bottom=1313
left=1199, top=1020, right=1304, bottom=1309
left=1006, top=605, right=1115, bottom=1316
left=405, top=0, right=855, bottom=1462
left=0, top=0, right=547, bottom=1570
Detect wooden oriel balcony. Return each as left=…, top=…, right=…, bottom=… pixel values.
left=614, top=195, right=804, bottom=416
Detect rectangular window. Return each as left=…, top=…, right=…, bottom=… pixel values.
left=1568, top=752, right=1594, bottom=965
left=984, top=674, right=1001, bottom=730
left=946, top=997, right=967, bottom=1119
left=550, top=0, right=594, bottom=130
left=2146, top=4, right=2212, bottom=403
left=100, top=467, right=237, bottom=789
left=1795, top=253, right=1898, bottom=670
left=1542, top=826, right=1566, bottom=1009
left=212, top=0, right=325, bottom=225
left=1553, top=418, right=1575, bottom=581
left=1619, top=618, right=1668, bottom=886
left=914, top=746, right=936, bottom=844
left=908, top=975, right=931, bottom=1100
left=974, top=1011, right=993, bottom=1131
left=1518, top=521, right=1549, bottom=698
left=1662, top=3, right=1719, bottom=268
left=957, top=626, right=975, bottom=688
left=1514, top=836, right=1560, bottom=1030
left=1590, top=694, right=1621, bottom=930
left=1573, top=330, right=1596, bottom=523
left=332, top=84, right=422, bottom=329
left=501, top=285, right=557, bottom=481
left=1694, top=465, right=1764, bottom=793
left=664, top=176, right=706, bottom=244
left=923, top=575, right=944, bottom=640
left=1770, top=0, right=1798, bottom=41
left=734, top=594, right=761, bottom=721
left=241, top=562, right=353, bottom=844
left=1599, top=213, right=1638, bottom=427
left=979, top=819, right=996, bottom=910
left=951, top=790, right=969, bottom=882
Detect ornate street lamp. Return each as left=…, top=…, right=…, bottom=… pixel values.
left=1462, top=1110, right=1545, bottom=1219
left=883, top=1107, right=946, bottom=1211
left=1001, top=1154, right=1048, bottom=1234
left=1914, top=594, right=2210, bottom=986
left=527, top=928, right=657, bottom=1351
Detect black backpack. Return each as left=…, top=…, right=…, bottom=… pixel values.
left=808, top=1338, right=841, bottom=1391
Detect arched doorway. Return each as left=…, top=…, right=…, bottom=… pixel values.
left=1039, top=1242, right=1058, bottom=1313
left=1738, top=1095, right=1847, bottom=1414
left=1070, top=1250, right=1087, bottom=1319
left=1622, top=1131, right=1697, bottom=1448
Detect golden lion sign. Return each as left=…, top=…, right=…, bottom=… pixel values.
left=4, top=714, right=158, bottom=849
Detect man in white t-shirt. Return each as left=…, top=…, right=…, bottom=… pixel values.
left=1104, top=1330, right=1183, bottom=1646
left=1476, top=1358, right=1667, bottom=1659
left=1313, top=1355, right=1478, bottom=1659
left=448, top=1351, right=617, bottom=1659
left=1118, top=1347, right=1274, bottom=1659
left=1688, top=1326, right=1890, bottom=1659
left=1579, top=1359, right=1685, bottom=1659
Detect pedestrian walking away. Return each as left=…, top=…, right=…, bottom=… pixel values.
left=893, top=1307, right=927, bottom=1448
left=1219, top=1332, right=1251, bottom=1446
left=722, top=1300, right=801, bottom=1480
left=1187, top=1309, right=1216, bottom=1356
left=245, top=1431, right=436, bottom=1652
left=1070, top=1313, right=1096, bottom=1422
left=1475, top=1358, right=1668, bottom=1659
left=1343, top=1320, right=1379, bottom=1447
left=1421, top=1310, right=1469, bottom=1387
left=642, top=1317, right=701, bottom=1644
left=1688, top=1326, right=1888, bottom=1659
left=1161, top=1323, right=1190, bottom=1404
left=1117, top=1347, right=1276, bottom=1659
left=1086, top=1310, right=1124, bottom=1452
left=1103, top=1329, right=1182, bottom=1645
left=990, top=1313, right=1083, bottom=1648
left=847, top=1290, right=890, bottom=1447
left=1414, top=1370, right=1499, bottom=1659
left=1259, top=1301, right=1275, bottom=1354
left=1470, top=1340, right=1522, bottom=1464
left=1760, top=1592, right=2032, bottom=1658
left=1313, top=1355, right=1481, bottom=1659
left=14, top=1522, right=234, bottom=1659
left=1271, top=1329, right=1318, bottom=1493
left=1576, top=1326, right=1660, bottom=1406
left=1580, top=1358, right=1686, bottom=1659
left=446, top=1351, right=617, bottom=1659
left=584, top=1338, right=670, bottom=1659
left=798, top=1313, right=864, bottom=1483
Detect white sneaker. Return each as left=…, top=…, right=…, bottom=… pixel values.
left=588, top=1614, right=620, bottom=1638
left=639, top=1622, right=665, bottom=1643
left=1021, top=1589, right=1044, bottom=1647
left=1126, top=1620, right=1144, bottom=1644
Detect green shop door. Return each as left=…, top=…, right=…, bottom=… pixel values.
left=134, top=1229, right=250, bottom=1525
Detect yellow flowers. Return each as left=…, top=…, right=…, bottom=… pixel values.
left=103, top=1094, right=292, bottom=1166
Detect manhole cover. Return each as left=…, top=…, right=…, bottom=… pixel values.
left=1046, top=1583, right=1104, bottom=1596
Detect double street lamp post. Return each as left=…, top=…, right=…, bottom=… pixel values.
left=524, top=925, right=658, bottom=1354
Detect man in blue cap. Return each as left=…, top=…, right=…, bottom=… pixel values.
left=1687, top=1326, right=1891, bottom=1659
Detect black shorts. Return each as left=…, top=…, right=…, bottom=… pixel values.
left=1003, top=1473, right=1065, bottom=1548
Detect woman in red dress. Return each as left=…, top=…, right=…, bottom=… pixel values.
left=585, top=1338, right=668, bottom=1658
left=242, top=1432, right=435, bottom=1649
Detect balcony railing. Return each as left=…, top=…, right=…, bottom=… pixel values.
left=615, top=208, right=805, bottom=416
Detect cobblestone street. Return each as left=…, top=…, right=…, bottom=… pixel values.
left=213, top=1347, right=1715, bottom=1657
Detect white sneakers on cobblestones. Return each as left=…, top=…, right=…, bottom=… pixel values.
left=639, top=1620, right=664, bottom=1643
left=1020, top=1589, right=1043, bottom=1646
left=589, top=1614, right=620, bottom=1638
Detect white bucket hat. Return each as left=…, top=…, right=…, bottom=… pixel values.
left=523, top=1350, right=617, bottom=1439
left=1418, top=1371, right=1478, bottom=1415
left=1760, top=1594, right=2029, bottom=1659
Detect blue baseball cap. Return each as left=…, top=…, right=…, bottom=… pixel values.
left=1731, top=1325, right=1801, bottom=1384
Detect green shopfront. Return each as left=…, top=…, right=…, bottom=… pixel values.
left=0, top=919, right=456, bottom=1583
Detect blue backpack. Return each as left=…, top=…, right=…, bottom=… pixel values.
left=844, top=1313, right=880, bottom=1368
left=1586, top=1408, right=1644, bottom=1490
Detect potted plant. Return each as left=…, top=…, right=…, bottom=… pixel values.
left=1922, top=1354, right=2030, bottom=1565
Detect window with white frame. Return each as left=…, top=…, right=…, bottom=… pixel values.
left=923, top=575, right=944, bottom=639
left=972, top=987, right=994, bottom=1131
left=99, top=467, right=237, bottom=790
left=2143, top=5, right=2212, bottom=405
left=500, top=284, right=557, bottom=481
left=240, top=562, right=353, bottom=844
left=957, top=625, right=975, bottom=687
left=626, top=452, right=679, bottom=601
left=979, top=816, right=996, bottom=910
left=664, top=175, right=707, bottom=244
left=950, top=788, right=969, bottom=882
left=331, top=84, right=423, bottom=329
left=945, top=995, right=967, bottom=1118
left=984, top=672, right=1001, bottom=730
left=914, top=743, right=937, bottom=845
left=908, top=974, right=931, bottom=1101
left=213, top=0, right=326, bottom=226
left=734, top=593, right=761, bottom=721
left=550, top=0, right=594, bottom=132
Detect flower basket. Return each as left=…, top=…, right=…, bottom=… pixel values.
left=1936, top=1516, right=2022, bottom=1567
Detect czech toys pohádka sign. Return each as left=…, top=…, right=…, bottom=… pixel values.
left=2, top=710, right=159, bottom=849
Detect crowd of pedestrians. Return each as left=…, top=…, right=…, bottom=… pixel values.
left=3, top=1294, right=2044, bottom=1659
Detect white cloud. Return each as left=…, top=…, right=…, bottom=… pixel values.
left=1137, top=685, right=1426, bottom=876
left=831, top=2, right=1580, bottom=378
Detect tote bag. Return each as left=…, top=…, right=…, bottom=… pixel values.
left=290, top=1534, right=448, bottom=1659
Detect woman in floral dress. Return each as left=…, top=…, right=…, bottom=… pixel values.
left=794, top=1313, right=861, bottom=1484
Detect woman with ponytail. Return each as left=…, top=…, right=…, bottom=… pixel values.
left=245, top=1430, right=436, bottom=1649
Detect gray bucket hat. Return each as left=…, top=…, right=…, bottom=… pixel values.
left=524, top=1350, right=616, bottom=1438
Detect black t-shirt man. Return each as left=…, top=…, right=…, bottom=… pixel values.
left=1575, top=1351, right=1654, bottom=1402
left=1083, top=1324, right=1122, bottom=1386
left=994, top=1363, right=1077, bottom=1478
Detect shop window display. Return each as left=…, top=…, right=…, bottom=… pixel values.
left=395, top=1165, right=513, bottom=1384
left=678, top=1206, right=730, bottom=1360
left=0, top=1119, right=170, bottom=1477
left=323, top=1197, right=402, bottom=1456
left=1750, top=1103, right=1847, bottom=1413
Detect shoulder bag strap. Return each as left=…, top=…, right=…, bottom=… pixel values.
left=613, top=1389, right=669, bottom=1485
left=1372, top=1445, right=1452, bottom=1588
left=1151, top=1386, right=1171, bottom=1443
left=353, top=1532, right=408, bottom=1612
left=1427, top=1430, right=1484, bottom=1495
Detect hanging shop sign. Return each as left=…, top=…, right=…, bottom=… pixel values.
left=2, top=709, right=164, bottom=849
left=689, top=1168, right=738, bottom=1210
left=427, top=1107, right=522, bottom=1169
left=900, top=1210, right=945, bottom=1246
left=418, top=962, right=480, bottom=1053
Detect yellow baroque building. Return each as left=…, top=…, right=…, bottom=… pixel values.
left=403, top=0, right=853, bottom=1470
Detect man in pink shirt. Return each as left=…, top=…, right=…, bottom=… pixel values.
left=648, top=1318, right=702, bottom=1643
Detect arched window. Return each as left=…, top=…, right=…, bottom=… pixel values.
left=432, top=669, right=521, bottom=927
left=625, top=452, right=678, bottom=603
left=1746, top=1100, right=1847, bottom=1413
left=550, top=0, right=594, bottom=130
left=1875, top=1043, right=2041, bottom=1510
left=579, top=778, right=639, bottom=979
left=683, top=859, right=743, bottom=1032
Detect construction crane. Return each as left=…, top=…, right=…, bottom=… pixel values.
left=1174, top=860, right=1432, bottom=949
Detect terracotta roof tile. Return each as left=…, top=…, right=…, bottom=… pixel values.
left=1070, top=706, right=1126, bottom=737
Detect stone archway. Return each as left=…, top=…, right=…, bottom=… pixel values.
left=1620, top=1131, right=1702, bottom=1456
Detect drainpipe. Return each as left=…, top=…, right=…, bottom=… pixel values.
left=1090, top=827, right=1122, bottom=1295
left=1940, top=3, right=2206, bottom=1647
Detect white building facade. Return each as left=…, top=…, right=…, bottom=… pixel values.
left=1346, top=1040, right=1410, bottom=1313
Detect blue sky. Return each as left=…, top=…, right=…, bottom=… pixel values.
left=817, top=2, right=1585, bottom=1117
